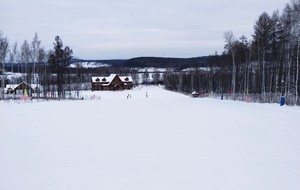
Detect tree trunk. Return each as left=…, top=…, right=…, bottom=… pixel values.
left=243, top=60, right=248, bottom=100
left=296, top=42, right=299, bottom=105
left=232, top=53, right=236, bottom=100
left=1, top=61, right=4, bottom=100
left=286, top=50, right=293, bottom=104
left=262, top=53, right=266, bottom=102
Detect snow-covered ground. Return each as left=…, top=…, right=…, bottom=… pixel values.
left=137, top=67, right=169, bottom=73
left=0, top=86, right=300, bottom=190
left=68, top=61, right=111, bottom=68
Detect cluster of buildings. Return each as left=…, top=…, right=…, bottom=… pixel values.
left=4, top=74, right=133, bottom=96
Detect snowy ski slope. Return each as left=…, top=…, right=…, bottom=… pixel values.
left=0, top=86, right=300, bottom=190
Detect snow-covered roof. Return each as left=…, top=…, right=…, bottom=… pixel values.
left=92, top=74, right=133, bottom=84
left=5, top=84, right=18, bottom=90
left=92, top=77, right=106, bottom=83
left=120, top=76, right=133, bottom=83
left=5, top=82, right=41, bottom=91
left=92, top=74, right=116, bottom=83
left=192, top=91, right=199, bottom=95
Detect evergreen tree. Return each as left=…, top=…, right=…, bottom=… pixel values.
left=48, top=36, right=73, bottom=98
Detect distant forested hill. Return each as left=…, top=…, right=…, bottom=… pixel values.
left=71, top=59, right=126, bottom=66
left=122, top=56, right=209, bottom=69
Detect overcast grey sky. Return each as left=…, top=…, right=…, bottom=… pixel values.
left=1, top=0, right=288, bottom=59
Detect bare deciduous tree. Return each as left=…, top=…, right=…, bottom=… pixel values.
left=224, top=31, right=237, bottom=100
left=0, top=31, right=9, bottom=100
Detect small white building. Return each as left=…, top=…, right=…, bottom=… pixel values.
left=192, top=91, right=199, bottom=98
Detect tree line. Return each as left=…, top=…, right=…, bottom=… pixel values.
left=0, top=32, right=134, bottom=100
left=0, top=32, right=78, bottom=99
left=164, top=0, right=300, bottom=105
left=123, top=56, right=209, bottom=69
left=1, top=0, right=299, bottom=104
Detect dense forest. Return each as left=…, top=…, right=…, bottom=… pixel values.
left=0, top=0, right=299, bottom=105
left=123, top=57, right=209, bottom=70
left=164, top=0, right=300, bottom=105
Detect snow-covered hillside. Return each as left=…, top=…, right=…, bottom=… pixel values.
left=0, top=86, right=299, bottom=190
left=68, top=61, right=111, bottom=68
